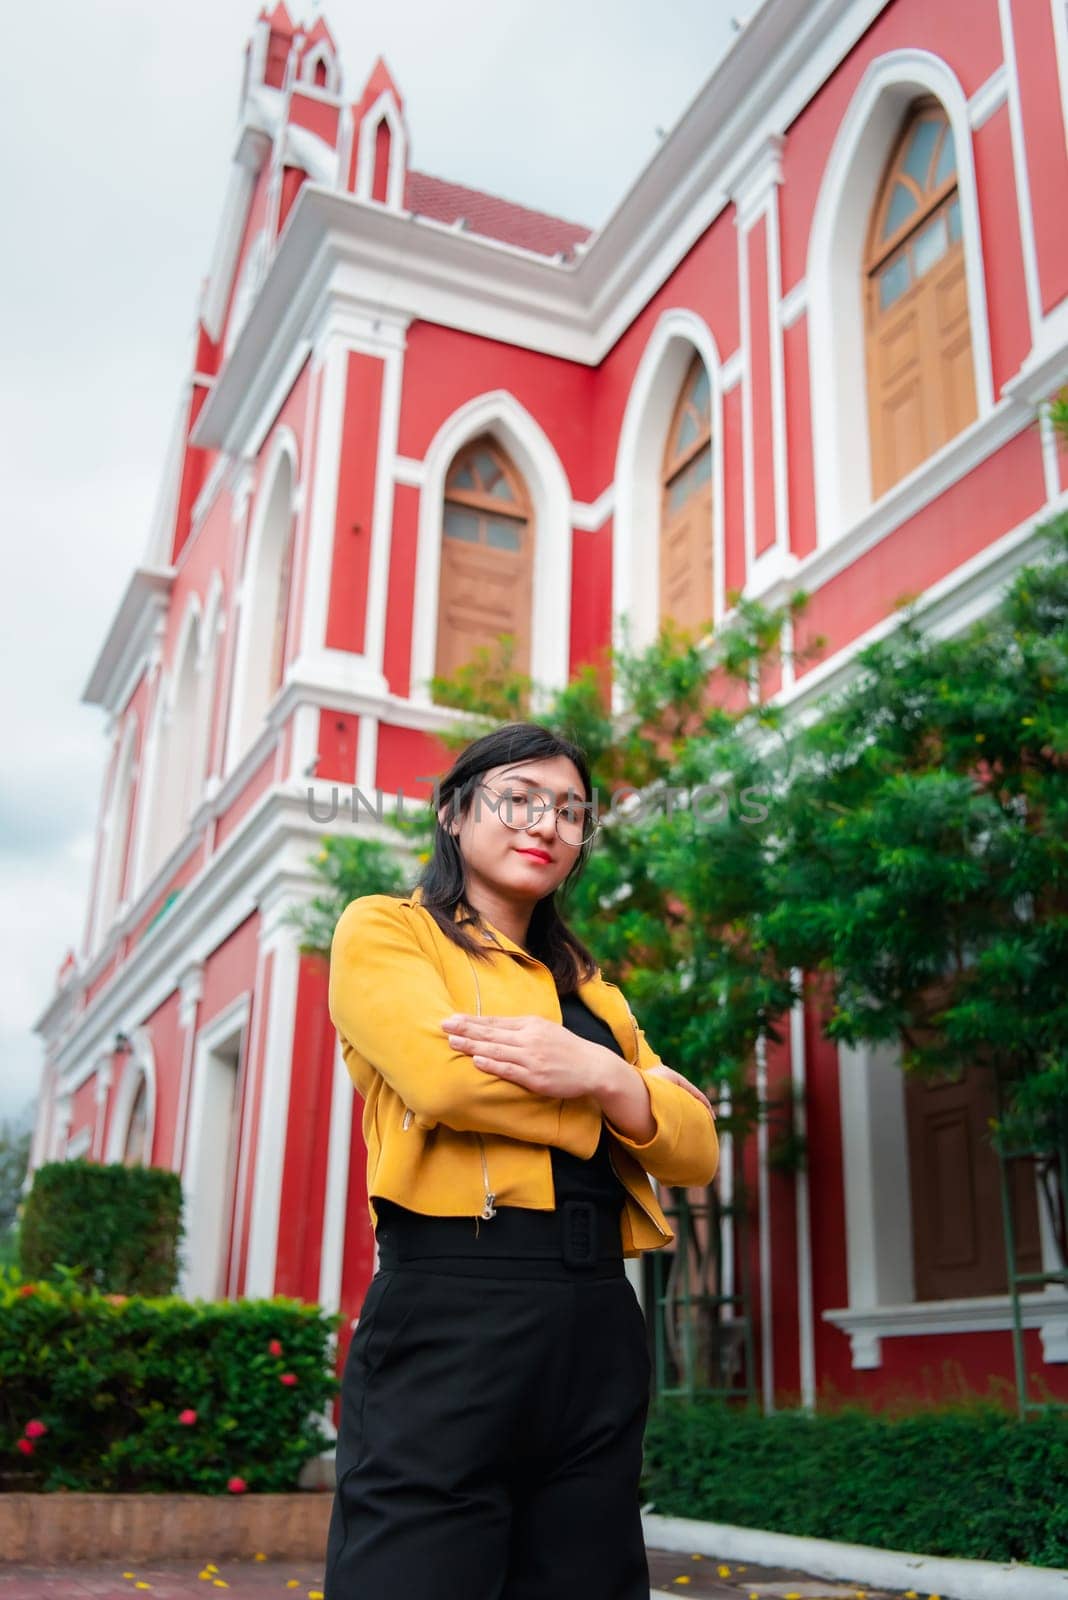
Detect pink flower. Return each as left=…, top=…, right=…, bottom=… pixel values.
left=24, top=1420, right=48, bottom=1439
left=17, top=1439, right=34, bottom=1456
left=227, top=1476, right=247, bottom=1494
left=177, top=1409, right=197, bottom=1426
left=279, top=1372, right=298, bottom=1386
left=268, top=1339, right=283, bottom=1357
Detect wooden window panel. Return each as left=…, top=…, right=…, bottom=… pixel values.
left=434, top=436, right=534, bottom=695
left=660, top=355, right=714, bottom=637
left=864, top=99, right=977, bottom=499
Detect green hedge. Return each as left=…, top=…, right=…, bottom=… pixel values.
left=19, top=1161, right=183, bottom=1296
left=0, top=1267, right=341, bottom=1493
left=641, top=1396, right=1068, bottom=1567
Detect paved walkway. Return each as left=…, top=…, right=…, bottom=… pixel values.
left=0, top=1552, right=923, bottom=1599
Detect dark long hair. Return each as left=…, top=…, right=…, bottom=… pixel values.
left=413, top=721, right=598, bottom=995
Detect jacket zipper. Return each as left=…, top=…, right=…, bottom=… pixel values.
left=468, top=956, right=497, bottom=1221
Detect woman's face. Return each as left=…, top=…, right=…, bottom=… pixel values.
left=441, top=755, right=588, bottom=903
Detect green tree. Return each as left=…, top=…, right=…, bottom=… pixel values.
left=0, top=1100, right=36, bottom=1268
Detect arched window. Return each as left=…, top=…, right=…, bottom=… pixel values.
left=123, top=1075, right=149, bottom=1167
left=314, top=56, right=328, bottom=88
left=90, top=717, right=137, bottom=951
left=864, top=97, right=977, bottom=498
left=226, top=443, right=297, bottom=769
left=660, top=354, right=713, bottom=636
left=433, top=436, right=534, bottom=695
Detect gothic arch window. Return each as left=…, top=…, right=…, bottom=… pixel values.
left=123, top=1074, right=149, bottom=1167
left=226, top=440, right=297, bottom=769
left=144, top=604, right=204, bottom=884
left=864, top=97, right=977, bottom=498
left=433, top=436, right=534, bottom=698
left=104, top=1044, right=156, bottom=1168
left=90, top=716, right=138, bottom=951
left=659, top=354, right=713, bottom=636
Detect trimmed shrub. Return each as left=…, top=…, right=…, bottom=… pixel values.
left=641, top=1395, right=1068, bottom=1567
left=0, top=1266, right=341, bottom=1493
left=19, top=1161, right=183, bottom=1296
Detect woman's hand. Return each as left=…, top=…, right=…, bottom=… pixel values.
left=645, top=1064, right=717, bottom=1120
left=441, top=1013, right=611, bottom=1100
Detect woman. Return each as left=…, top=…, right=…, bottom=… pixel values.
left=324, top=721, right=719, bottom=1600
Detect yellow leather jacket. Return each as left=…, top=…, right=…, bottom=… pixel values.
left=328, top=887, right=720, bottom=1257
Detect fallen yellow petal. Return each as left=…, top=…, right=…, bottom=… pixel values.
left=308, top=1592, right=324, bottom=1599
left=718, top=1566, right=730, bottom=1577
left=205, top=1567, right=218, bottom=1576
left=198, top=1575, right=213, bottom=1584
left=254, top=1552, right=267, bottom=1562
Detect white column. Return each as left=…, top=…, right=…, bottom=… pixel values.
left=790, top=985, right=817, bottom=1410
left=319, top=1039, right=355, bottom=1320
left=836, top=1039, right=915, bottom=1368
left=243, top=884, right=306, bottom=1297
left=172, top=964, right=205, bottom=1176
left=91, top=1062, right=113, bottom=1163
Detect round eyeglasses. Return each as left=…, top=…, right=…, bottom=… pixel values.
left=476, top=780, right=600, bottom=848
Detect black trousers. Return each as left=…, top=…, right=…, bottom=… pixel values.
left=323, top=1259, right=652, bottom=1599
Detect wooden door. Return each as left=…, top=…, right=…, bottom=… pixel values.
left=905, top=1063, right=1043, bottom=1300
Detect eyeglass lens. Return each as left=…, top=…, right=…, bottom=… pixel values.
left=484, top=785, right=597, bottom=843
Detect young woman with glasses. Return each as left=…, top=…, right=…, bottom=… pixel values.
left=324, top=720, right=719, bottom=1600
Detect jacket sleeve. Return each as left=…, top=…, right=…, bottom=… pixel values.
left=603, top=1000, right=720, bottom=1188
left=329, top=894, right=601, bottom=1157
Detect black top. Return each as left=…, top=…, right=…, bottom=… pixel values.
left=550, top=989, right=629, bottom=1210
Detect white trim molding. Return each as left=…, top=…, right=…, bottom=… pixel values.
left=997, top=0, right=1044, bottom=345
left=967, top=63, right=1008, bottom=130
left=353, top=88, right=407, bottom=210
left=824, top=1294, right=1068, bottom=1371
left=807, top=48, right=996, bottom=547
left=831, top=1036, right=1068, bottom=1370
left=319, top=1037, right=355, bottom=1321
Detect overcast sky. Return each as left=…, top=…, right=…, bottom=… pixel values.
left=1, top=0, right=747, bottom=1128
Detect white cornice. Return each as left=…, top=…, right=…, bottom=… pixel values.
left=192, top=0, right=900, bottom=456
left=576, top=0, right=891, bottom=342
left=192, top=189, right=591, bottom=451
left=82, top=568, right=174, bottom=713
left=730, top=134, right=785, bottom=231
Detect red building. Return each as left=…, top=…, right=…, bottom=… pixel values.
left=32, top=0, right=1068, bottom=1424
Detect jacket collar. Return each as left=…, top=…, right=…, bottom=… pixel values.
left=406, top=887, right=626, bottom=1044
left=407, top=884, right=536, bottom=962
